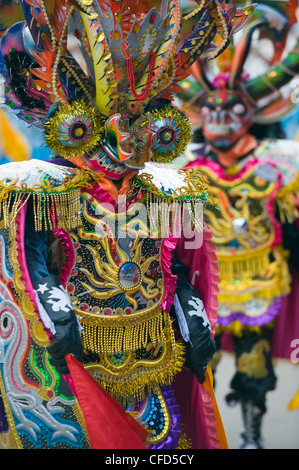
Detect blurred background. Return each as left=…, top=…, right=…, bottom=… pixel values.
left=216, top=352, right=299, bottom=449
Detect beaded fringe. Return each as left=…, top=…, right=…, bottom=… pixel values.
left=144, top=193, right=205, bottom=236
left=89, top=341, right=185, bottom=405
left=0, top=189, right=81, bottom=231
left=132, top=168, right=213, bottom=236
left=79, top=307, right=167, bottom=355
left=80, top=309, right=185, bottom=404
left=217, top=247, right=270, bottom=280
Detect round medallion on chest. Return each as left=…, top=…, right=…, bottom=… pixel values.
left=118, top=262, right=141, bottom=289
left=231, top=217, right=249, bottom=237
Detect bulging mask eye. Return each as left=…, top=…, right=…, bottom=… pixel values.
left=149, top=106, right=192, bottom=163
left=44, top=100, right=105, bottom=158
left=200, top=106, right=211, bottom=117
left=106, top=131, right=118, bottom=151
left=232, top=103, right=246, bottom=115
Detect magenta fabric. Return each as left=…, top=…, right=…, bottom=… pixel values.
left=173, top=367, right=210, bottom=448
left=15, top=205, right=38, bottom=306
left=172, top=226, right=225, bottom=448
left=273, top=269, right=299, bottom=359
left=15, top=204, right=53, bottom=340
left=65, top=354, right=147, bottom=449
left=160, top=237, right=179, bottom=313
left=175, top=225, right=220, bottom=337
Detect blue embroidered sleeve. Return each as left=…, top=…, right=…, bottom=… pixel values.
left=24, top=201, right=50, bottom=283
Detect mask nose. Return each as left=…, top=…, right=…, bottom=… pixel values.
left=124, top=117, right=154, bottom=169
left=211, top=109, right=227, bottom=124
left=103, top=113, right=154, bottom=169
left=123, top=113, right=154, bottom=168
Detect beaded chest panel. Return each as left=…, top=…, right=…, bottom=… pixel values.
left=67, top=190, right=165, bottom=317
left=199, top=162, right=277, bottom=254
left=193, top=160, right=291, bottom=315
left=66, top=190, right=183, bottom=404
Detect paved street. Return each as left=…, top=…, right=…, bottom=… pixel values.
left=215, top=352, right=299, bottom=449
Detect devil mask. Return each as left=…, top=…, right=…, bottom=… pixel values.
left=0, top=0, right=254, bottom=178
left=199, top=88, right=253, bottom=152
left=180, top=0, right=299, bottom=157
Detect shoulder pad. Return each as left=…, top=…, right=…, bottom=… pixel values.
left=0, top=159, right=81, bottom=190
left=255, top=139, right=299, bottom=186
left=135, top=162, right=210, bottom=202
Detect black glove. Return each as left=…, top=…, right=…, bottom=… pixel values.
left=33, top=275, right=83, bottom=374
left=172, top=253, right=216, bottom=383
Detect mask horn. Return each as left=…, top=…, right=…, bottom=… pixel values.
left=244, top=38, right=299, bottom=103
left=67, top=0, right=86, bottom=12
left=228, top=20, right=267, bottom=89
left=189, top=60, right=214, bottom=92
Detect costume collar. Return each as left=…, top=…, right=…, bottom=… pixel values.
left=68, top=156, right=137, bottom=201
left=96, top=172, right=138, bottom=202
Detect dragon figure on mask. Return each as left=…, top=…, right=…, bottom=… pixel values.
left=0, top=0, right=254, bottom=450
left=179, top=0, right=299, bottom=449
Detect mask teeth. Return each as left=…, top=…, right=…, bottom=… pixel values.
left=97, top=152, right=128, bottom=175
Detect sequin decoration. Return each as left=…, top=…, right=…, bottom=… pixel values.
left=45, top=100, right=105, bottom=158
left=0, top=234, right=90, bottom=449
left=150, top=107, right=192, bottom=163
left=124, top=386, right=183, bottom=448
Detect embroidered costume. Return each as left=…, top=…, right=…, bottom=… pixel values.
left=179, top=1, right=299, bottom=448
left=0, top=0, right=252, bottom=449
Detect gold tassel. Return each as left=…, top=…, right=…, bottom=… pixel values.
left=80, top=310, right=185, bottom=404
left=87, top=340, right=185, bottom=405
left=0, top=189, right=82, bottom=232
left=79, top=306, right=167, bottom=355
left=0, top=170, right=93, bottom=231
left=217, top=247, right=270, bottom=280
left=142, top=192, right=205, bottom=238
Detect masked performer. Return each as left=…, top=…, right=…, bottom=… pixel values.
left=179, top=1, right=299, bottom=449
left=0, top=0, right=253, bottom=450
